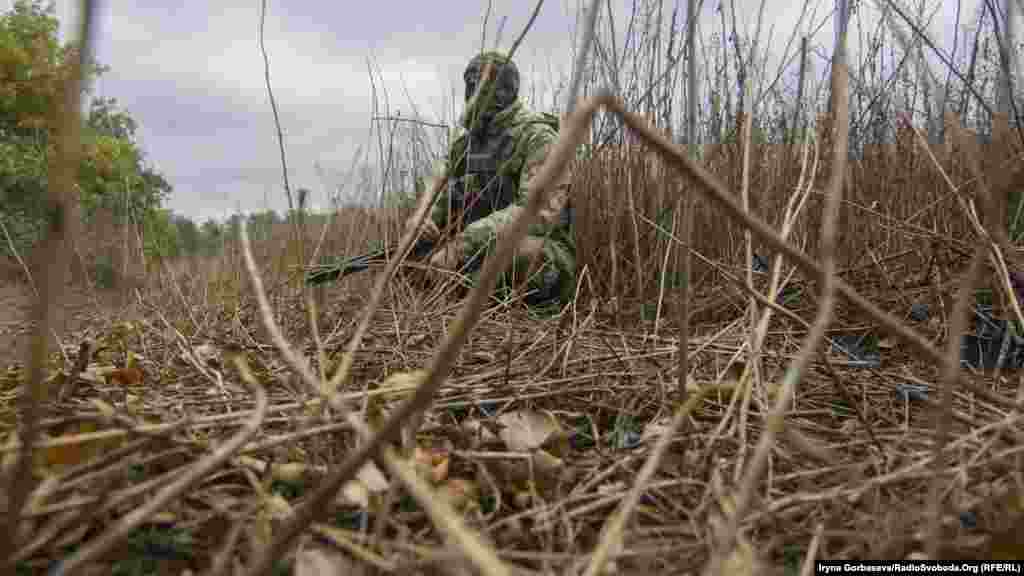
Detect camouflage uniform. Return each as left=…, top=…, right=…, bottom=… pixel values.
left=427, top=51, right=574, bottom=305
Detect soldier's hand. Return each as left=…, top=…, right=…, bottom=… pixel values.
left=405, top=216, right=441, bottom=242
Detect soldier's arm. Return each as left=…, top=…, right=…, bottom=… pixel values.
left=463, top=126, right=569, bottom=238
left=515, top=127, right=570, bottom=230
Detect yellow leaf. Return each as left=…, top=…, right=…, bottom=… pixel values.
left=271, top=462, right=310, bottom=485
left=377, top=370, right=428, bottom=401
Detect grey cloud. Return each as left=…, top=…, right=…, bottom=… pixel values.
left=46, top=0, right=974, bottom=221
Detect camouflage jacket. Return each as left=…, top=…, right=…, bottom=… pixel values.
left=431, top=100, right=572, bottom=243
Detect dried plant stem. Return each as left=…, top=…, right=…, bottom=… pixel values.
left=909, top=117, right=1024, bottom=333
left=325, top=161, right=447, bottom=398
left=208, top=520, right=245, bottom=576
left=258, top=0, right=294, bottom=215
left=1, top=3, right=94, bottom=568
left=0, top=216, right=38, bottom=296
left=708, top=29, right=850, bottom=573
left=732, top=130, right=817, bottom=481
left=652, top=198, right=678, bottom=340
left=239, top=211, right=514, bottom=575
left=0, top=215, right=70, bottom=364
left=927, top=245, right=984, bottom=558
left=55, top=357, right=267, bottom=574
left=580, top=385, right=716, bottom=576
left=381, top=446, right=510, bottom=576
left=507, top=0, right=545, bottom=57
left=676, top=192, right=695, bottom=396
left=737, top=87, right=757, bottom=478
left=599, top=96, right=1019, bottom=413
left=246, top=80, right=600, bottom=576
left=799, top=524, right=825, bottom=576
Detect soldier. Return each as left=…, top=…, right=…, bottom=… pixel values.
left=405, top=51, right=575, bottom=306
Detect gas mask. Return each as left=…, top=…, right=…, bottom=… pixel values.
left=460, top=52, right=520, bottom=135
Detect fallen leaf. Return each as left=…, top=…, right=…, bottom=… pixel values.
left=439, top=477, right=480, bottom=511
left=413, top=446, right=450, bottom=484
left=108, top=366, right=143, bottom=387
left=340, top=479, right=371, bottom=508
left=497, top=410, right=564, bottom=452
left=356, top=460, right=389, bottom=492
left=294, top=548, right=359, bottom=576
left=253, top=493, right=293, bottom=550
left=263, top=493, right=292, bottom=520
left=782, top=427, right=838, bottom=465
left=338, top=461, right=390, bottom=508
left=271, top=462, right=310, bottom=485
left=531, top=449, right=565, bottom=476
left=531, top=449, right=569, bottom=491
left=376, top=370, right=428, bottom=401
left=405, top=333, right=429, bottom=348
left=39, top=421, right=124, bottom=472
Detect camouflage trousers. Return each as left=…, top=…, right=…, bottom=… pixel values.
left=431, top=214, right=575, bottom=306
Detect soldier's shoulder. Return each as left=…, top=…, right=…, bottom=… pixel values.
left=509, top=108, right=559, bottom=139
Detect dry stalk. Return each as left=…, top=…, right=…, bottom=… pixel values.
left=927, top=245, right=984, bottom=558
left=0, top=214, right=70, bottom=384
left=908, top=116, right=1024, bottom=333
left=580, top=385, right=717, bottom=576
left=727, top=132, right=818, bottom=476
left=799, top=523, right=825, bottom=576
left=238, top=195, right=512, bottom=576
left=208, top=520, right=245, bottom=576
left=244, top=6, right=606, bottom=570
left=736, top=90, right=757, bottom=480
left=676, top=187, right=695, bottom=396
left=600, top=95, right=1018, bottom=413
left=382, top=445, right=509, bottom=576
left=182, top=40, right=1024, bottom=576
left=0, top=216, right=38, bottom=296
left=286, top=87, right=913, bottom=576
left=707, top=29, right=850, bottom=573
left=2, top=3, right=94, bottom=567
left=652, top=197, right=679, bottom=341
left=54, top=356, right=267, bottom=574
left=239, top=205, right=341, bottom=398
left=921, top=110, right=1019, bottom=557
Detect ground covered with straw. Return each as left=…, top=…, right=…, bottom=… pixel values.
left=3, top=261, right=1022, bottom=575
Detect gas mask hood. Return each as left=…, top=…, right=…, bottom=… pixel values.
left=460, top=51, right=520, bottom=134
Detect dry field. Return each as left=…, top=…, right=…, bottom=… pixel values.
left=3, top=102, right=1024, bottom=575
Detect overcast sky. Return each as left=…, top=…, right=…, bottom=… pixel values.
left=18, top=0, right=992, bottom=221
